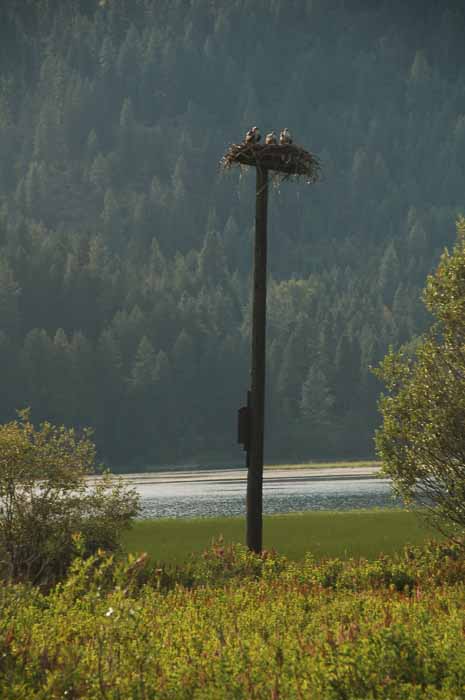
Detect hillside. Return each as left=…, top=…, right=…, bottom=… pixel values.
left=0, top=0, right=464, bottom=467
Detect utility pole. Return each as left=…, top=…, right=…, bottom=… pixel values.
left=223, top=135, right=320, bottom=553
left=245, top=166, right=268, bottom=552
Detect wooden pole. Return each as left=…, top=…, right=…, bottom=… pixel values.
left=246, top=166, right=268, bottom=553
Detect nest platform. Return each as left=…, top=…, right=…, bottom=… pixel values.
left=221, top=142, right=321, bottom=183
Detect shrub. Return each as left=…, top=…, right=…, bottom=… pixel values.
left=0, top=410, right=139, bottom=586
left=1, top=541, right=464, bottom=699
left=375, top=217, right=465, bottom=542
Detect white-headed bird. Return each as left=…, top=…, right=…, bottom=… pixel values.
left=245, top=126, right=261, bottom=144
left=265, top=131, right=277, bottom=145
left=279, top=128, right=293, bottom=145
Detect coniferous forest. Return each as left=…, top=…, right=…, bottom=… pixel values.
left=0, top=0, right=464, bottom=469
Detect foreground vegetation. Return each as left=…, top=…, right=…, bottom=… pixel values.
left=123, top=509, right=437, bottom=563
left=1, top=539, right=464, bottom=699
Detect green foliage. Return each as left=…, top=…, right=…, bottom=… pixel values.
left=375, top=218, right=465, bottom=540
left=182, top=538, right=288, bottom=588
left=0, top=540, right=464, bottom=698
left=0, top=411, right=139, bottom=586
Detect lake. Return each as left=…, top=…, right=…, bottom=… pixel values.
left=116, top=466, right=402, bottom=519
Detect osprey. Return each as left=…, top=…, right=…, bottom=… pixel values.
left=265, top=131, right=277, bottom=145
left=279, top=128, right=293, bottom=145
left=245, top=126, right=261, bottom=144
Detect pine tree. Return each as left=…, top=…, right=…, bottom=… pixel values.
left=130, top=335, right=158, bottom=390
left=334, top=333, right=361, bottom=417
left=101, top=189, right=123, bottom=242
left=198, top=230, right=228, bottom=285
left=0, top=258, right=20, bottom=336
left=21, top=329, right=55, bottom=418
left=69, top=331, right=97, bottom=427
left=49, top=328, right=72, bottom=422
left=409, top=50, right=431, bottom=83
left=300, top=365, right=334, bottom=424
left=89, top=154, right=111, bottom=194
left=0, top=330, right=19, bottom=420
left=378, top=242, right=400, bottom=307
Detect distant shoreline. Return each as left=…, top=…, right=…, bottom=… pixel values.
left=266, top=460, right=380, bottom=471
left=106, top=460, right=381, bottom=477
left=92, top=463, right=382, bottom=486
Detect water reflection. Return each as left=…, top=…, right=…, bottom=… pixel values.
left=130, top=469, right=402, bottom=519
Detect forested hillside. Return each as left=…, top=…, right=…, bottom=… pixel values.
left=0, top=0, right=464, bottom=468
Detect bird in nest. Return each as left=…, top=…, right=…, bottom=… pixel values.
left=265, top=131, right=277, bottom=145
left=279, top=128, right=293, bottom=145
left=245, top=126, right=261, bottom=144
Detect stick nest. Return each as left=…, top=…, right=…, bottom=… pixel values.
left=221, top=142, right=321, bottom=183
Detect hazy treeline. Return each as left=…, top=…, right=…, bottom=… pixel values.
left=0, top=0, right=464, bottom=467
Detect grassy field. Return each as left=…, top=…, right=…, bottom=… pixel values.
left=114, top=459, right=381, bottom=473
left=265, top=459, right=381, bottom=470
left=123, top=509, right=438, bottom=563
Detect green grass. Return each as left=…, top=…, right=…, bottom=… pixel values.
left=123, top=509, right=437, bottom=563
left=114, top=459, right=381, bottom=473
left=265, top=459, right=380, bottom=470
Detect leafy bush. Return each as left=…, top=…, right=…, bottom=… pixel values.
left=376, top=216, right=465, bottom=542
left=0, top=541, right=464, bottom=699
left=96, top=536, right=465, bottom=597
left=0, top=411, right=139, bottom=586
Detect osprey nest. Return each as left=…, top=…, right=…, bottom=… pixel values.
left=221, top=143, right=321, bottom=184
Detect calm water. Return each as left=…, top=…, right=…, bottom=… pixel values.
left=122, top=469, right=402, bottom=519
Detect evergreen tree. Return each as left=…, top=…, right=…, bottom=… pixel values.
left=130, top=335, right=158, bottom=391
left=300, top=365, right=334, bottom=426
left=49, top=328, right=72, bottom=422
left=0, top=258, right=20, bottom=336
left=378, top=242, right=400, bottom=307
left=101, top=189, right=123, bottom=243
left=21, top=329, right=55, bottom=418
